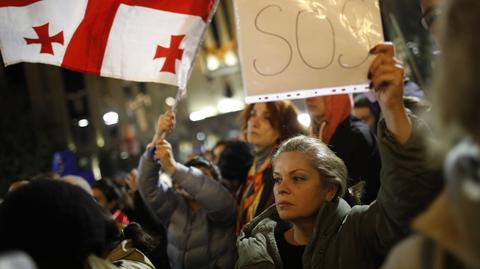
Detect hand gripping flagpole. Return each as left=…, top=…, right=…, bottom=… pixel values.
left=148, top=87, right=184, bottom=161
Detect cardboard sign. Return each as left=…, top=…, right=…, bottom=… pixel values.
left=234, top=0, right=384, bottom=103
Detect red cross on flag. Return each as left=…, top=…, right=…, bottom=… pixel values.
left=0, top=0, right=218, bottom=90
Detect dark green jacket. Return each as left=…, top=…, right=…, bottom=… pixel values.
left=236, top=115, right=442, bottom=269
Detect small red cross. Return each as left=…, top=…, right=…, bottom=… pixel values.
left=154, top=35, right=185, bottom=74
left=24, top=23, right=64, bottom=55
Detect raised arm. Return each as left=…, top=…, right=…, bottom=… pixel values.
left=136, top=110, right=182, bottom=226
left=154, top=139, right=236, bottom=226
left=352, top=43, right=442, bottom=258
left=369, top=43, right=411, bottom=144
left=136, top=147, right=181, bottom=227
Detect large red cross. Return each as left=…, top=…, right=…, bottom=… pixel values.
left=61, top=0, right=214, bottom=75
left=24, top=23, right=64, bottom=55
left=154, top=35, right=185, bottom=74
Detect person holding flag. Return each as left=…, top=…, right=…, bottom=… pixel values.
left=136, top=109, right=237, bottom=269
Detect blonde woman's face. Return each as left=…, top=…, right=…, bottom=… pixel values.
left=273, top=151, right=335, bottom=222
left=247, top=103, right=280, bottom=151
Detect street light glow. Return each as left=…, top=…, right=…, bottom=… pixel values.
left=78, top=119, right=89, bottom=127
left=297, top=113, right=311, bottom=127
left=103, top=111, right=119, bottom=125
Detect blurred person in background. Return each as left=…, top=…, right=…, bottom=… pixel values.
left=382, top=0, right=480, bottom=268
left=211, top=140, right=227, bottom=164
left=420, top=0, right=443, bottom=41
left=352, top=94, right=380, bottom=132
left=7, top=177, right=30, bottom=193
left=217, top=140, right=254, bottom=198
left=120, top=169, right=171, bottom=269
left=305, top=94, right=381, bottom=205
left=236, top=100, right=306, bottom=234
left=92, top=178, right=130, bottom=225
left=0, top=179, right=156, bottom=269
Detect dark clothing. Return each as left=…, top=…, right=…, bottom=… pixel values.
left=236, top=115, right=442, bottom=269
left=256, top=167, right=275, bottom=217
left=125, top=191, right=170, bottom=269
left=382, top=139, right=479, bottom=269
left=329, top=116, right=381, bottom=204
left=274, top=225, right=304, bottom=269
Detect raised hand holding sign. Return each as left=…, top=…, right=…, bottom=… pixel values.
left=234, top=0, right=384, bottom=103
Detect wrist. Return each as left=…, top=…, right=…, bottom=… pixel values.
left=379, top=97, right=404, bottom=112
left=164, top=162, right=177, bottom=176
left=152, top=133, right=161, bottom=143
left=381, top=104, right=412, bottom=144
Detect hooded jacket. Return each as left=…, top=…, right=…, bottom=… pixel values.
left=236, top=115, right=443, bottom=269
left=137, top=149, right=237, bottom=269
left=311, top=94, right=381, bottom=205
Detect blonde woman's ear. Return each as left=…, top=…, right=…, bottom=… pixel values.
left=325, top=184, right=338, bottom=202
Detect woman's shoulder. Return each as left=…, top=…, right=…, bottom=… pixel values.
left=105, top=240, right=155, bottom=269
left=237, top=206, right=283, bottom=269
left=240, top=206, right=279, bottom=239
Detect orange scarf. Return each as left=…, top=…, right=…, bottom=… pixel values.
left=236, top=158, right=272, bottom=234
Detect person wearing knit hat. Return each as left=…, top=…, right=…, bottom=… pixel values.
left=217, top=140, right=254, bottom=197
left=0, top=179, right=107, bottom=269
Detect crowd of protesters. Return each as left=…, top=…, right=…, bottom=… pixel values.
left=1, top=0, right=479, bottom=268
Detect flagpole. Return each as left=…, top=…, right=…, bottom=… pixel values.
left=169, top=87, right=184, bottom=113
left=159, top=87, right=184, bottom=140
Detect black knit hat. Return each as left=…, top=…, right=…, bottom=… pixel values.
left=218, top=141, right=254, bottom=184
left=0, top=179, right=106, bottom=269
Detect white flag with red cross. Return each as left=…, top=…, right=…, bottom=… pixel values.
left=0, top=0, right=217, bottom=90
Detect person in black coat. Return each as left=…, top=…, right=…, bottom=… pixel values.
left=306, top=94, right=381, bottom=204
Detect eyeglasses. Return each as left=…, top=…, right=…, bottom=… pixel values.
left=421, top=7, right=442, bottom=31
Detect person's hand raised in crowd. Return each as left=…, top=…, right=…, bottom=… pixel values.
left=148, top=108, right=175, bottom=149
left=152, top=108, right=175, bottom=141
left=153, top=139, right=177, bottom=175
left=368, top=43, right=411, bottom=144
left=368, top=43, right=404, bottom=109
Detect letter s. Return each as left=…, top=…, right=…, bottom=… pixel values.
left=253, top=5, right=293, bottom=76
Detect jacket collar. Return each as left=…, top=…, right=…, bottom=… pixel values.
left=303, top=198, right=350, bottom=268
left=240, top=198, right=351, bottom=268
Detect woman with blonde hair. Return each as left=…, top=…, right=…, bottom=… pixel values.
left=236, top=43, right=442, bottom=269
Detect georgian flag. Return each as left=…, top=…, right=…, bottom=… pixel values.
left=0, top=0, right=217, bottom=90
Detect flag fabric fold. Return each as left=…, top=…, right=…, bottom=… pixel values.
left=0, top=0, right=217, bottom=90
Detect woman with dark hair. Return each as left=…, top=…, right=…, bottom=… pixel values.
left=236, top=100, right=306, bottom=233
